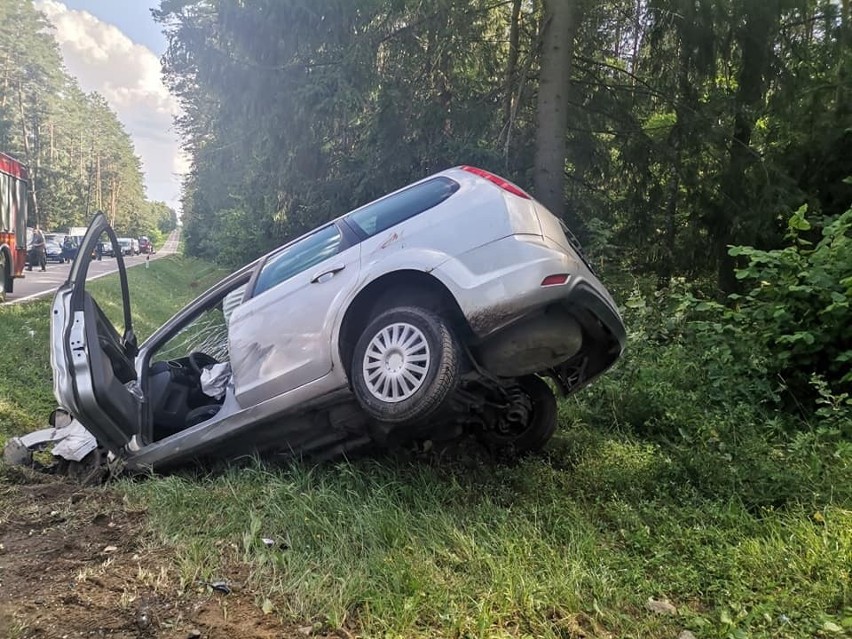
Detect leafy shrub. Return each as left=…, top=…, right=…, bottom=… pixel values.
left=565, top=263, right=850, bottom=508
left=727, top=204, right=852, bottom=398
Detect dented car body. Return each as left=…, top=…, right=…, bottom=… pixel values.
left=47, top=167, right=625, bottom=470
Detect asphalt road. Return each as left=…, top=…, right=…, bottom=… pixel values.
left=7, top=230, right=180, bottom=304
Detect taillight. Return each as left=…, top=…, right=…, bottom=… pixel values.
left=460, top=166, right=530, bottom=199
left=541, top=274, right=569, bottom=287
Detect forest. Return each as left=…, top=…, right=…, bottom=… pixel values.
left=157, top=0, right=849, bottom=287
left=0, top=0, right=176, bottom=238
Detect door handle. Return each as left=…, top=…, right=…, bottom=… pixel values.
left=310, top=264, right=345, bottom=283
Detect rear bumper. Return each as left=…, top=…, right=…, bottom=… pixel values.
left=432, top=234, right=625, bottom=377
left=434, top=235, right=623, bottom=338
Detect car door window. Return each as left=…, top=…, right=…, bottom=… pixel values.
left=253, top=225, right=342, bottom=296
left=346, top=177, right=459, bottom=237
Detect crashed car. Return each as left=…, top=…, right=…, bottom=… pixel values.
left=38, top=166, right=625, bottom=470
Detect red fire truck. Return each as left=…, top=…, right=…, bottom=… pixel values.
left=0, top=153, right=29, bottom=302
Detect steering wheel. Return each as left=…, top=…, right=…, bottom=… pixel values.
left=188, top=351, right=219, bottom=376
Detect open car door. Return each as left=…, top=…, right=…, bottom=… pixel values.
left=50, top=213, right=143, bottom=455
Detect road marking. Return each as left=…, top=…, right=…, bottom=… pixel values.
left=10, top=266, right=130, bottom=304
left=8, top=231, right=180, bottom=305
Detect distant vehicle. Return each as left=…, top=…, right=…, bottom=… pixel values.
left=46, top=233, right=77, bottom=261
left=131, top=238, right=140, bottom=255
left=44, top=233, right=64, bottom=261
left=0, top=153, right=30, bottom=302
left=117, top=237, right=133, bottom=256
left=44, top=239, right=64, bottom=263
left=42, top=167, right=626, bottom=470
left=138, top=236, right=153, bottom=254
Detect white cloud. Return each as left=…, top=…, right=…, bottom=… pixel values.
left=35, top=1, right=183, bottom=213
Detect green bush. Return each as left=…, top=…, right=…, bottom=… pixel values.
left=566, top=263, right=851, bottom=509
left=727, top=204, right=852, bottom=398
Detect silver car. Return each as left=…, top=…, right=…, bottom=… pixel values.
left=49, top=166, right=625, bottom=470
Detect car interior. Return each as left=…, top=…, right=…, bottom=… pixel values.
left=145, top=284, right=246, bottom=441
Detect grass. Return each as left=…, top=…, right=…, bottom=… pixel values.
left=125, top=438, right=850, bottom=639
left=1, top=259, right=850, bottom=638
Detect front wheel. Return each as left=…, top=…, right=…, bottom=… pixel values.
left=479, top=376, right=558, bottom=454
left=351, top=306, right=461, bottom=424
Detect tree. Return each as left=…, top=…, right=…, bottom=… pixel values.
left=534, top=0, right=580, bottom=219
left=0, top=1, right=160, bottom=238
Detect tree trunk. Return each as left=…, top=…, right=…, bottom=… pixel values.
left=96, top=155, right=102, bottom=210
left=502, top=0, right=523, bottom=125
left=533, top=0, right=578, bottom=219
left=504, top=8, right=540, bottom=167
left=630, top=0, right=642, bottom=85
left=1, top=55, right=10, bottom=108
left=17, top=83, right=39, bottom=226
left=837, top=0, right=850, bottom=119
left=714, top=0, right=780, bottom=293
left=110, top=176, right=120, bottom=226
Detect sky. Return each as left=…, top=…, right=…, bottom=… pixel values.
left=34, top=1, right=185, bottom=214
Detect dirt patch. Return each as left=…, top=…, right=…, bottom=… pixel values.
left=0, top=468, right=324, bottom=639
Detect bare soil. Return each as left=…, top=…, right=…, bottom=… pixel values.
left=0, top=468, right=321, bottom=639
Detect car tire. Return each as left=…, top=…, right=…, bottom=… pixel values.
left=185, top=404, right=222, bottom=428
left=479, top=375, right=557, bottom=453
left=351, top=306, right=460, bottom=424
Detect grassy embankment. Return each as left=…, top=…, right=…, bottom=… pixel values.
left=0, top=258, right=849, bottom=638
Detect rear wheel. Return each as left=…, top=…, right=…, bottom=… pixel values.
left=479, top=375, right=557, bottom=453
left=351, top=306, right=461, bottom=424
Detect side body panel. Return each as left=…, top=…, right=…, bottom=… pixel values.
left=229, top=237, right=362, bottom=408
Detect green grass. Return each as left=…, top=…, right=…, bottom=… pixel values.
left=124, top=438, right=850, bottom=639
left=1, top=259, right=850, bottom=638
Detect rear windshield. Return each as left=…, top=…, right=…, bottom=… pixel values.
left=346, top=177, right=459, bottom=237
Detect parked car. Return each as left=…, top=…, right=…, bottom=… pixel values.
left=117, top=237, right=133, bottom=256
left=47, top=167, right=626, bottom=471
left=44, top=239, right=64, bottom=263
left=131, top=238, right=140, bottom=255
left=138, top=236, right=153, bottom=254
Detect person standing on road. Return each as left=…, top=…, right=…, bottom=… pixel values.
left=28, top=226, right=46, bottom=272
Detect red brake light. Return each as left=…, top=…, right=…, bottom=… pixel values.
left=461, top=166, right=530, bottom=199
left=541, top=274, right=569, bottom=287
